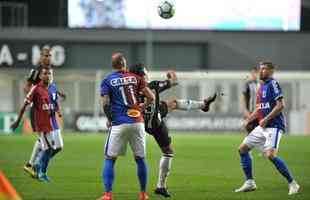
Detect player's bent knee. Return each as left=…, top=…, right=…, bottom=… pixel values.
left=238, top=143, right=250, bottom=154
left=265, top=149, right=277, bottom=160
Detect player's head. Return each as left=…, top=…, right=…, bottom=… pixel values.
left=39, top=66, right=52, bottom=85
left=259, top=61, right=275, bottom=81
left=250, top=66, right=258, bottom=81
left=39, top=47, right=52, bottom=66
left=112, top=52, right=127, bottom=70
left=129, top=63, right=150, bottom=82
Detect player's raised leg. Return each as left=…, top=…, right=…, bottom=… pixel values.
left=167, top=93, right=217, bottom=112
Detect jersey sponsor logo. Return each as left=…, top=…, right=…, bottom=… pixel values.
left=110, top=76, right=137, bottom=87
left=42, top=103, right=55, bottom=110
left=256, top=102, right=270, bottom=109
left=127, top=108, right=141, bottom=118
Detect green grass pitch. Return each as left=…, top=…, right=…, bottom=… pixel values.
left=0, top=133, right=309, bottom=200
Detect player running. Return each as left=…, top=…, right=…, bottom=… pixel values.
left=11, top=67, right=57, bottom=182
left=22, top=48, right=64, bottom=179
left=235, top=62, right=300, bottom=195
left=129, top=63, right=217, bottom=198
left=98, top=53, right=155, bottom=200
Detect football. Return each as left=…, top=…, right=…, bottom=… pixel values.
left=158, top=1, right=175, bottom=19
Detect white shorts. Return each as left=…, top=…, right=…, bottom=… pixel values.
left=39, top=132, right=54, bottom=151
left=39, top=129, right=63, bottom=151
left=105, top=122, right=146, bottom=158
left=243, top=126, right=283, bottom=152
left=52, top=129, right=64, bottom=149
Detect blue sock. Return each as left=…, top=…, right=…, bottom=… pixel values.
left=40, top=149, right=52, bottom=174
left=271, top=157, right=293, bottom=183
left=103, top=159, right=115, bottom=192
left=135, top=158, right=148, bottom=192
left=239, top=151, right=253, bottom=180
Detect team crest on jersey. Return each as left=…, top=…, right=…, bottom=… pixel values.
left=111, top=76, right=137, bottom=86
left=127, top=108, right=141, bottom=118
left=262, top=90, right=267, bottom=98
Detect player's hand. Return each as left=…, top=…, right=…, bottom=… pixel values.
left=106, top=120, right=112, bottom=128
left=241, top=119, right=249, bottom=131
left=244, top=111, right=251, bottom=119
left=57, top=111, right=62, bottom=118
left=167, top=70, right=178, bottom=86
left=259, top=118, right=268, bottom=128
left=137, top=103, right=146, bottom=111
left=10, top=120, right=20, bottom=131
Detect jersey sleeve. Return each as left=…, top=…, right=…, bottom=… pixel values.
left=270, top=80, right=283, bottom=100
left=24, top=85, right=37, bottom=104
left=242, top=81, right=249, bottom=95
left=100, top=78, right=110, bottom=97
left=148, top=80, right=171, bottom=93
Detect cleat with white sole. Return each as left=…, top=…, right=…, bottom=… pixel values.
left=288, top=180, right=300, bottom=195
left=235, top=180, right=257, bottom=193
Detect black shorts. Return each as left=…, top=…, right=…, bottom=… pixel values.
left=146, top=121, right=171, bottom=148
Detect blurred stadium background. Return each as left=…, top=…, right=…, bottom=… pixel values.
left=0, top=0, right=310, bottom=200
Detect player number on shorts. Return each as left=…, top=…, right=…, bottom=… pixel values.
left=119, top=85, right=137, bottom=106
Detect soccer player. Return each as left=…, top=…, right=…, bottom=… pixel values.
left=129, top=63, right=217, bottom=198
left=241, top=67, right=259, bottom=133
left=22, top=48, right=64, bottom=178
left=98, top=53, right=155, bottom=200
left=235, top=62, right=300, bottom=195
left=11, top=66, right=56, bottom=182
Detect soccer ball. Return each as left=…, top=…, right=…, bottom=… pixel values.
left=158, top=1, right=175, bottom=19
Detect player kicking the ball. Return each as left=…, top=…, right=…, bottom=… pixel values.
left=235, top=62, right=300, bottom=195
left=129, top=63, right=217, bottom=198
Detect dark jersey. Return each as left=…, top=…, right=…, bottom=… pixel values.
left=142, top=80, right=171, bottom=130
left=242, top=80, right=258, bottom=113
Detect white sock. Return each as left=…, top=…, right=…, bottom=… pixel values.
left=157, top=155, right=173, bottom=188
left=175, top=99, right=204, bottom=111
left=29, top=140, right=41, bottom=166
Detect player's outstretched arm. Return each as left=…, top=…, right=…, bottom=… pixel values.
left=151, top=71, right=178, bottom=94
left=10, top=102, right=28, bottom=131
left=166, top=70, right=178, bottom=87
